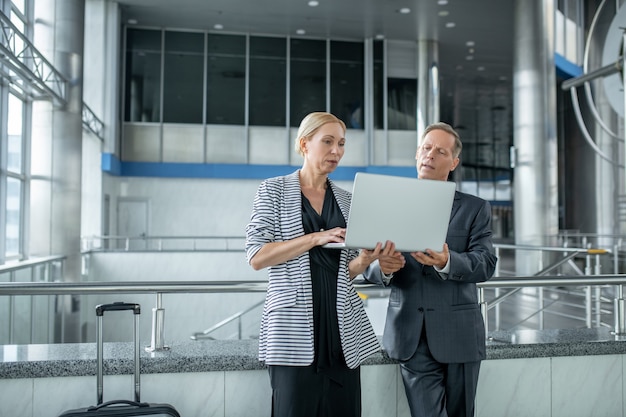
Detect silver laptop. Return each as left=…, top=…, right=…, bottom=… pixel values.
left=324, top=172, right=456, bottom=252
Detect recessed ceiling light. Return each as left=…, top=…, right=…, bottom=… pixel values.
left=127, top=19, right=138, bottom=25
left=308, top=0, right=319, bottom=6
left=296, top=29, right=306, bottom=35
left=468, top=48, right=475, bottom=54
left=466, top=41, right=475, bottom=47
left=465, top=55, right=474, bottom=61
left=398, top=7, right=411, bottom=14
left=214, top=23, right=224, bottom=30
left=375, top=34, right=385, bottom=40
left=477, top=66, right=485, bottom=71
left=445, top=22, right=456, bottom=28
left=438, top=0, right=449, bottom=5
left=438, top=10, right=449, bottom=16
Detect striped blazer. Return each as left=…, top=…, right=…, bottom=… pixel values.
left=245, top=170, right=380, bottom=368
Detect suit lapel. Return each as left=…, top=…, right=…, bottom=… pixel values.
left=449, top=191, right=461, bottom=223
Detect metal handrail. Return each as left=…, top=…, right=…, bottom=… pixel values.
left=190, top=299, right=265, bottom=340
left=81, top=236, right=246, bottom=252
left=1, top=275, right=626, bottom=349
left=0, top=280, right=268, bottom=295
left=0, top=255, right=66, bottom=273
left=1, top=275, right=623, bottom=295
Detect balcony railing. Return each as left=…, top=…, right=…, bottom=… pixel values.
left=1, top=275, right=625, bottom=350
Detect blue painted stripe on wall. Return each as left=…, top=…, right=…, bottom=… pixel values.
left=101, top=153, right=122, bottom=176
left=555, top=53, right=583, bottom=79
left=101, top=153, right=416, bottom=180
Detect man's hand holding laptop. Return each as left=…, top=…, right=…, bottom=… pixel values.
left=372, top=241, right=406, bottom=276
left=411, top=243, right=449, bottom=270
left=347, top=240, right=405, bottom=279
left=378, top=242, right=449, bottom=276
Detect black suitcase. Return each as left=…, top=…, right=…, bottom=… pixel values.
left=58, top=302, right=180, bottom=417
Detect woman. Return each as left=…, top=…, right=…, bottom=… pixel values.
left=245, top=112, right=389, bottom=417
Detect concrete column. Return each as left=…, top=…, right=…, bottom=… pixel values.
left=590, top=12, right=619, bottom=252
left=32, top=0, right=84, bottom=342
left=416, top=39, right=439, bottom=143
left=81, top=1, right=121, bottom=242
left=513, top=0, right=559, bottom=274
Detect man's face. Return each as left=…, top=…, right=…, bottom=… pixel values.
left=415, top=129, right=460, bottom=181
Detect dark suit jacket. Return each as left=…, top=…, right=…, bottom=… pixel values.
left=364, top=190, right=497, bottom=364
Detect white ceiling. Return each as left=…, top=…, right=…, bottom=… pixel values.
left=116, top=0, right=516, bottom=151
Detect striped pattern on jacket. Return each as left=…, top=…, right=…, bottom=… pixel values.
left=245, top=170, right=380, bottom=368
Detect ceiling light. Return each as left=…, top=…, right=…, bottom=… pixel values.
left=438, top=11, right=449, bottom=16
left=308, top=0, right=319, bottom=6
left=296, top=29, right=306, bottom=35
left=445, top=22, right=456, bottom=28
left=465, top=55, right=474, bottom=61
left=477, top=66, right=485, bottom=71
left=398, top=7, right=411, bottom=14
left=375, top=34, right=385, bottom=40
left=438, top=0, right=449, bottom=5
left=214, top=23, right=224, bottom=30
left=466, top=41, right=475, bottom=47
left=468, top=48, right=475, bottom=54
left=127, top=19, right=138, bottom=25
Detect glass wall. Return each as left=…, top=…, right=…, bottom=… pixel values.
left=124, top=28, right=162, bottom=122
left=373, top=40, right=384, bottom=129
left=1, top=1, right=30, bottom=263
left=387, top=78, right=417, bottom=130
left=289, top=38, right=327, bottom=126
left=163, top=31, right=204, bottom=124
left=249, top=36, right=286, bottom=126
left=330, top=41, right=364, bottom=129
left=123, top=29, right=367, bottom=130
left=206, top=33, right=246, bottom=125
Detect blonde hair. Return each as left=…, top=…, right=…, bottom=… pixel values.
left=421, top=122, right=463, bottom=158
left=295, top=112, right=346, bottom=157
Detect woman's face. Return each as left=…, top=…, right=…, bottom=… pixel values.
left=301, top=122, right=346, bottom=173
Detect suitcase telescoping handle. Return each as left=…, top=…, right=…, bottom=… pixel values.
left=95, top=302, right=141, bottom=405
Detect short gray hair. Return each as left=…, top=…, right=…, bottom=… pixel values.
left=421, top=122, right=463, bottom=158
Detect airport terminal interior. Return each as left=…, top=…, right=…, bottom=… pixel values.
left=2, top=0, right=626, bottom=416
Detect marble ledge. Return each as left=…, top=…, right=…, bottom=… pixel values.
left=1, top=328, right=626, bottom=380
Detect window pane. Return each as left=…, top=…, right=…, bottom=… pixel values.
left=7, top=93, right=23, bottom=173
left=249, top=36, right=286, bottom=126
left=124, top=28, right=162, bottom=122
left=5, top=177, right=21, bottom=257
left=206, top=34, right=245, bottom=125
left=163, top=31, right=204, bottom=123
left=330, top=41, right=364, bottom=129
left=290, top=39, right=326, bottom=127
left=387, top=78, right=417, bottom=130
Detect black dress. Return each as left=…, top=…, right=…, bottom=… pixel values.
left=268, top=184, right=362, bottom=417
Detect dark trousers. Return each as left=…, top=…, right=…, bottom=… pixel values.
left=268, top=364, right=361, bottom=417
left=399, top=329, right=481, bottom=417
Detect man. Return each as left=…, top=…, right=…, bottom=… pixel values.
left=363, top=122, right=497, bottom=417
